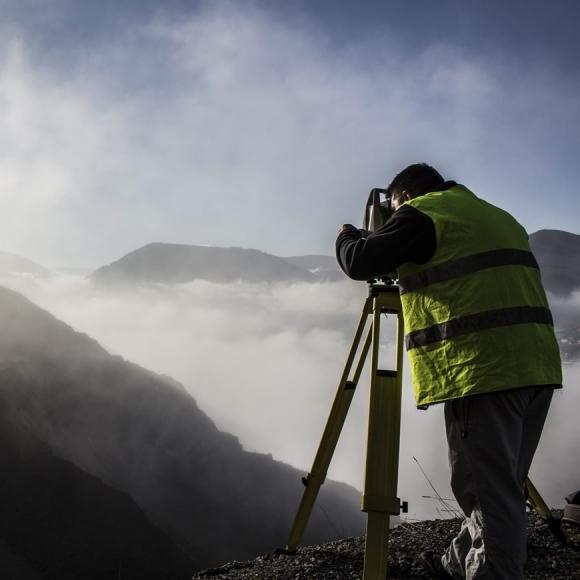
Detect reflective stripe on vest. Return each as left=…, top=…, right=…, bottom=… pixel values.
left=405, top=305, right=553, bottom=350
left=399, top=248, right=539, bottom=294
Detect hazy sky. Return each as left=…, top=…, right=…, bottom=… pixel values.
left=0, top=0, right=579, bottom=267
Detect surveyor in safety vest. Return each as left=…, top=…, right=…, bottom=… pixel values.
left=336, top=163, right=562, bottom=580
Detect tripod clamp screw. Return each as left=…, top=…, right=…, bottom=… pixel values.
left=301, top=473, right=326, bottom=487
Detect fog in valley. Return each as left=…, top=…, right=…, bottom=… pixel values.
left=1, top=2, right=579, bottom=577
left=3, top=270, right=578, bottom=521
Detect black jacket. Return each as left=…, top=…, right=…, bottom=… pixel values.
left=335, top=181, right=457, bottom=281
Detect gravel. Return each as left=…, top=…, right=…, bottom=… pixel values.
left=192, top=513, right=580, bottom=579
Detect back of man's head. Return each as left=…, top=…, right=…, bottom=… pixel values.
left=386, top=163, right=445, bottom=201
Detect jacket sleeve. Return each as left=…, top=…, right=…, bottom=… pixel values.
left=335, top=205, right=437, bottom=281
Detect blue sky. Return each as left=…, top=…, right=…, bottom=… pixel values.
left=0, top=0, right=579, bottom=266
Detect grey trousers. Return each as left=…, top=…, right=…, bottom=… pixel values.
left=441, top=386, right=554, bottom=580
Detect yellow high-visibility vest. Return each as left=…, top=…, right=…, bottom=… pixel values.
left=397, top=185, right=562, bottom=407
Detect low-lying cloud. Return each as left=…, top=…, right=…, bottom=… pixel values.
left=4, top=273, right=578, bottom=521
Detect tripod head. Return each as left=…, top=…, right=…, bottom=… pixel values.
left=362, top=188, right=398, bottom=287
left=368, top=278, right=399, bottom=295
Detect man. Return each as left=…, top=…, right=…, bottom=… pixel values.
left=336, top=163, right=562, bottom=579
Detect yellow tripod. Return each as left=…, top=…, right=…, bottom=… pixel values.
left=284, top=282, right=565, bottom=579
left=285, top=283, right=404, bottom=579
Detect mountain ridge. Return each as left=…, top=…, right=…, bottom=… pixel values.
left=529, top=229, right=580, bottom=296
left=91, top=242, right=319, bottom=285
left=0, top=251, right=47, bottom=276
left=87, top=229, right=580, bottom=291
left=4, top=228, right=580, bottom=294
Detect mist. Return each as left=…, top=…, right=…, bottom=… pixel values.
left=2, top=271, right=577, bottom=521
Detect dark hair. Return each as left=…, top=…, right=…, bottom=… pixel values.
left=386, top=163, right=444, bottom=201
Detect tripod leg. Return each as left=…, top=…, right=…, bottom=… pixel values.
left=285, top=297, right=373, bottom=552
left=525, top=477, right=567, bottom=545
left=362, top=291, right=405, bottom=580
left=525, top=477, right=551, bottom=520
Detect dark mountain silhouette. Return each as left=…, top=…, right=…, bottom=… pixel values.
left=0, top=251, right=47, bottom=276
left=0, top=286, right=365, bottom=571
left=91, top=243, right=318, bottom=285
left=0, top=539, right=43, bottom=580
left=91, top=227, right=580, bottom=290
left=529, top=230, right=580, bottom=361
left=530, top=229, right=580, bottom=296
left=0, top=418, right=194, bottom=580
left=285, top=255, right=344, bottom=281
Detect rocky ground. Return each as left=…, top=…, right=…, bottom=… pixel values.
left=192, top=513, right=580, bottom=579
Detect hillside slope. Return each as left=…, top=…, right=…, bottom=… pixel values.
left=0, top=418, right=194, bottom=580
left=0, top=286, right=364, bottom=569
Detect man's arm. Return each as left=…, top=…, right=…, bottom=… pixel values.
left=335, top=205, right=437, bottom=281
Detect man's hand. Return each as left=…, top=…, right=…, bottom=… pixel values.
left=338, top=224, right=368, bottom=237
left=339, top=223, right=357, bottom=234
